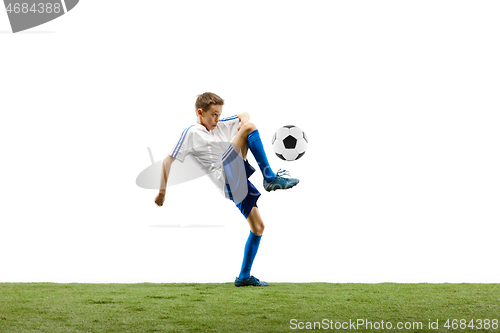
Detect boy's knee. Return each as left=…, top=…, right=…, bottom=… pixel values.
left=254, top=223, right=265, bottom=236
left=242, top=122, right=257, bottom=134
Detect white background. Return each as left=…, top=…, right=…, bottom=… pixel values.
left=1, top=1, right=499, bottom=283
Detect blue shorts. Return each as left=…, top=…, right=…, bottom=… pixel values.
left=223, top=147, right=261, bottom=219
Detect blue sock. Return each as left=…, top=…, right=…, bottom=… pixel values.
left=247, top=129, right=276, bottom=183
left=238, top=231, right=262, bottom=280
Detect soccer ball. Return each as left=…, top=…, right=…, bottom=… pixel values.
left=271, top=125, right=308, bottom=161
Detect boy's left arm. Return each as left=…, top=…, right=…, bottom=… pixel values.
left=237, top=112, right=250, bottom=130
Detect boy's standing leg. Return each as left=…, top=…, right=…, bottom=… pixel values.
left=235, top=206, right=269, bottom=287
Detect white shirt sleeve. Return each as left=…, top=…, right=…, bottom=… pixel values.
left=217, top=115, right=240, bottom=140
left=169, top=125, right=195, bottom=162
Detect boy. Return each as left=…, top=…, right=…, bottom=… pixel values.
left=154, top=92, right=299, bottom=287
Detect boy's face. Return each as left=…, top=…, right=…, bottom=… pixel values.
left=198, top=104, right=222, bottom=131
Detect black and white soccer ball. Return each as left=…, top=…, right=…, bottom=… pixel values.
left=271, top=125, right=308, bottom=161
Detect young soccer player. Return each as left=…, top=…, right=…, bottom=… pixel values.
left=154, top=92, right=299, bottom=287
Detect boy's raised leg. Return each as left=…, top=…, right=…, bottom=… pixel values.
left=233, top=122, right=275, bottom=182
left=232, top=122, right=299, bottom=192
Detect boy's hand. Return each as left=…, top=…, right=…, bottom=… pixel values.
left=237, top=112, right=250, bottom=131
left=155, top=192, right=165, bottom=206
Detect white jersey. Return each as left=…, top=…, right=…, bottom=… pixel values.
left=169, top=115, right=241, bottom=195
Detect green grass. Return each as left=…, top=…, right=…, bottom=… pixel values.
left=0, top=283, right=499, bottom=332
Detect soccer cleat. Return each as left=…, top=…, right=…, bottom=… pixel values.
left=263, top=169, right=299, bottom=192
left=234, top=275, right=270, bottom=287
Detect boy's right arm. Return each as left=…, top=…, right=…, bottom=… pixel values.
left=155, top=155, right=176, bottom=207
